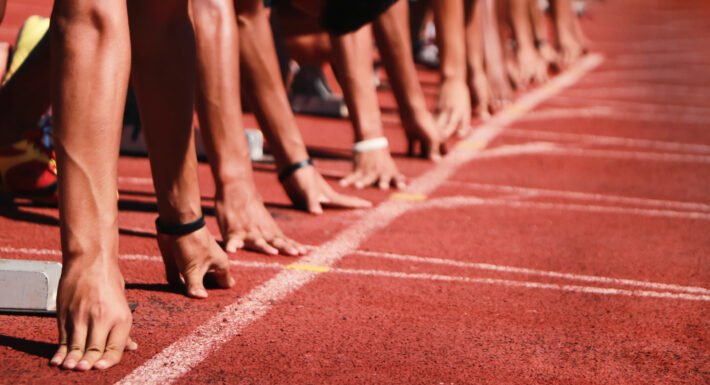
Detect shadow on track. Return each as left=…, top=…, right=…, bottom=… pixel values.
left=0, top=334, right=55, bottom=359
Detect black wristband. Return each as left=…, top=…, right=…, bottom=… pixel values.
left=155, top=215, right=205, bottom=236
left=278, top=158, right=313, bottom=182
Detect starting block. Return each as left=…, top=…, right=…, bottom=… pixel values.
left=0, top=259, right=61, bottom=315
left=0, top=259, right=138, bottom=316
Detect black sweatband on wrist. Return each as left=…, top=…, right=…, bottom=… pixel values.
left=155, top=215, right=206, bottom=236
left=278, top=158, right=313, bottom=182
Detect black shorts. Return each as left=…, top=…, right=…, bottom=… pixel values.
left=321, top=0, right=397, bottom=35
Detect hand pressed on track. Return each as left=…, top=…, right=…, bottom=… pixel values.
left=50, top=261, right=137, bottom=371
left=340, top=148, right=406, bottom=190
left=401, top=108, right=448, bottom=161
left=158, top=227, right=235, bottom=299
left=435, top=79, right=472, bottom=139
left=283, top=164, right=372, bottom=214
left=216, top=183, right=308, bottom=256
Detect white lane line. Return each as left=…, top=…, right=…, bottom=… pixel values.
left=416, top=195, right=710, bottom=221
left=518, top=107, right=710, bottom=125
left=333, top=268, right=710, bottom=302
left=111, top=54, right=605, bottom=385
left=503, top=128, right=710, bottom=154
left=550, top=97, right=710, bottom=115
left=350, top=250, right=710, bottom=295
left=563, top=85, right=710, bottom=100
left=546, top=146, right=710, bottom=164
left=442, top=181, right=710, bottom=212
left=4, top=244, right=708, bottom=297
left=474, top=142, right=710, bottom=164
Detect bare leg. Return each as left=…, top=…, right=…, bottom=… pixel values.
left=372, top=0, right=446, bottom=160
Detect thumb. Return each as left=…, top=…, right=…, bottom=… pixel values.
left=306, top=190, right=324, bottom=215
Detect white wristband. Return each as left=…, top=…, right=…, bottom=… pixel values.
left=352, top=137, right=388, bottom=153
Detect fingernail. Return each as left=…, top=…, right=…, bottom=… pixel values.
left=76, top=360, right=90, bottom=371
left=50, top=357, right=62, bottom=366
left=63, top=359, right=76, bottom=369
left=94, top=360, right=108, bottom=370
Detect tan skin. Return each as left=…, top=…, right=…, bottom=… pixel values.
left=509, top=0, right=549, bottom=86
left=233, top=0, right=371, bottom=209
left=552, top=0, right=587, bottom=66
left=431, top=0, right=472, bottom=138
left=276, top=2, right=406, bottom=189
left=280, top=0, right=446, bottom=161
left=479, top=0, right=512, bottom=110
left=190, top=0, right=369, bottom=256
left=528, top=0, right=559, bottom=68
left=465, top=0, right=492, bottom=119
left=49, top=0, right=233, bottom=371
left=372, top=0, right=447, bottom=160
left=330, top=26, right=406, bottom=189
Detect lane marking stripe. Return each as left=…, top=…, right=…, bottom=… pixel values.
left=390, top=193, right=427, bottom=201
left=285, top=264, right=330, bottom=273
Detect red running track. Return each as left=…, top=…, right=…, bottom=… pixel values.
left=1, top=0, right=709, bottom=384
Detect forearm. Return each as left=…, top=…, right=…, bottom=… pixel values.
left=50, top=2, right=130, bottom=265
left=372, top=0, right=428, bottom=117
left=128, top=2, right=202, bottom=224
left=431, top=0, right=466, bottom=83
left=330, top=26, right=383, bottom=142
left=509, top=0, right=536, bottom=51
left=465, top=0, right=485, bottom=72
left=480, top=0, right=507, bottom=82
left=237, top=0, right=309, bottom=170
left=191, top=0, right=254, bottom=191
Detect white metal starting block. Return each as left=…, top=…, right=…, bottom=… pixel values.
left=0, top=259, right=62, bottom=315
left=0, top=259, right=139, bottom=316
